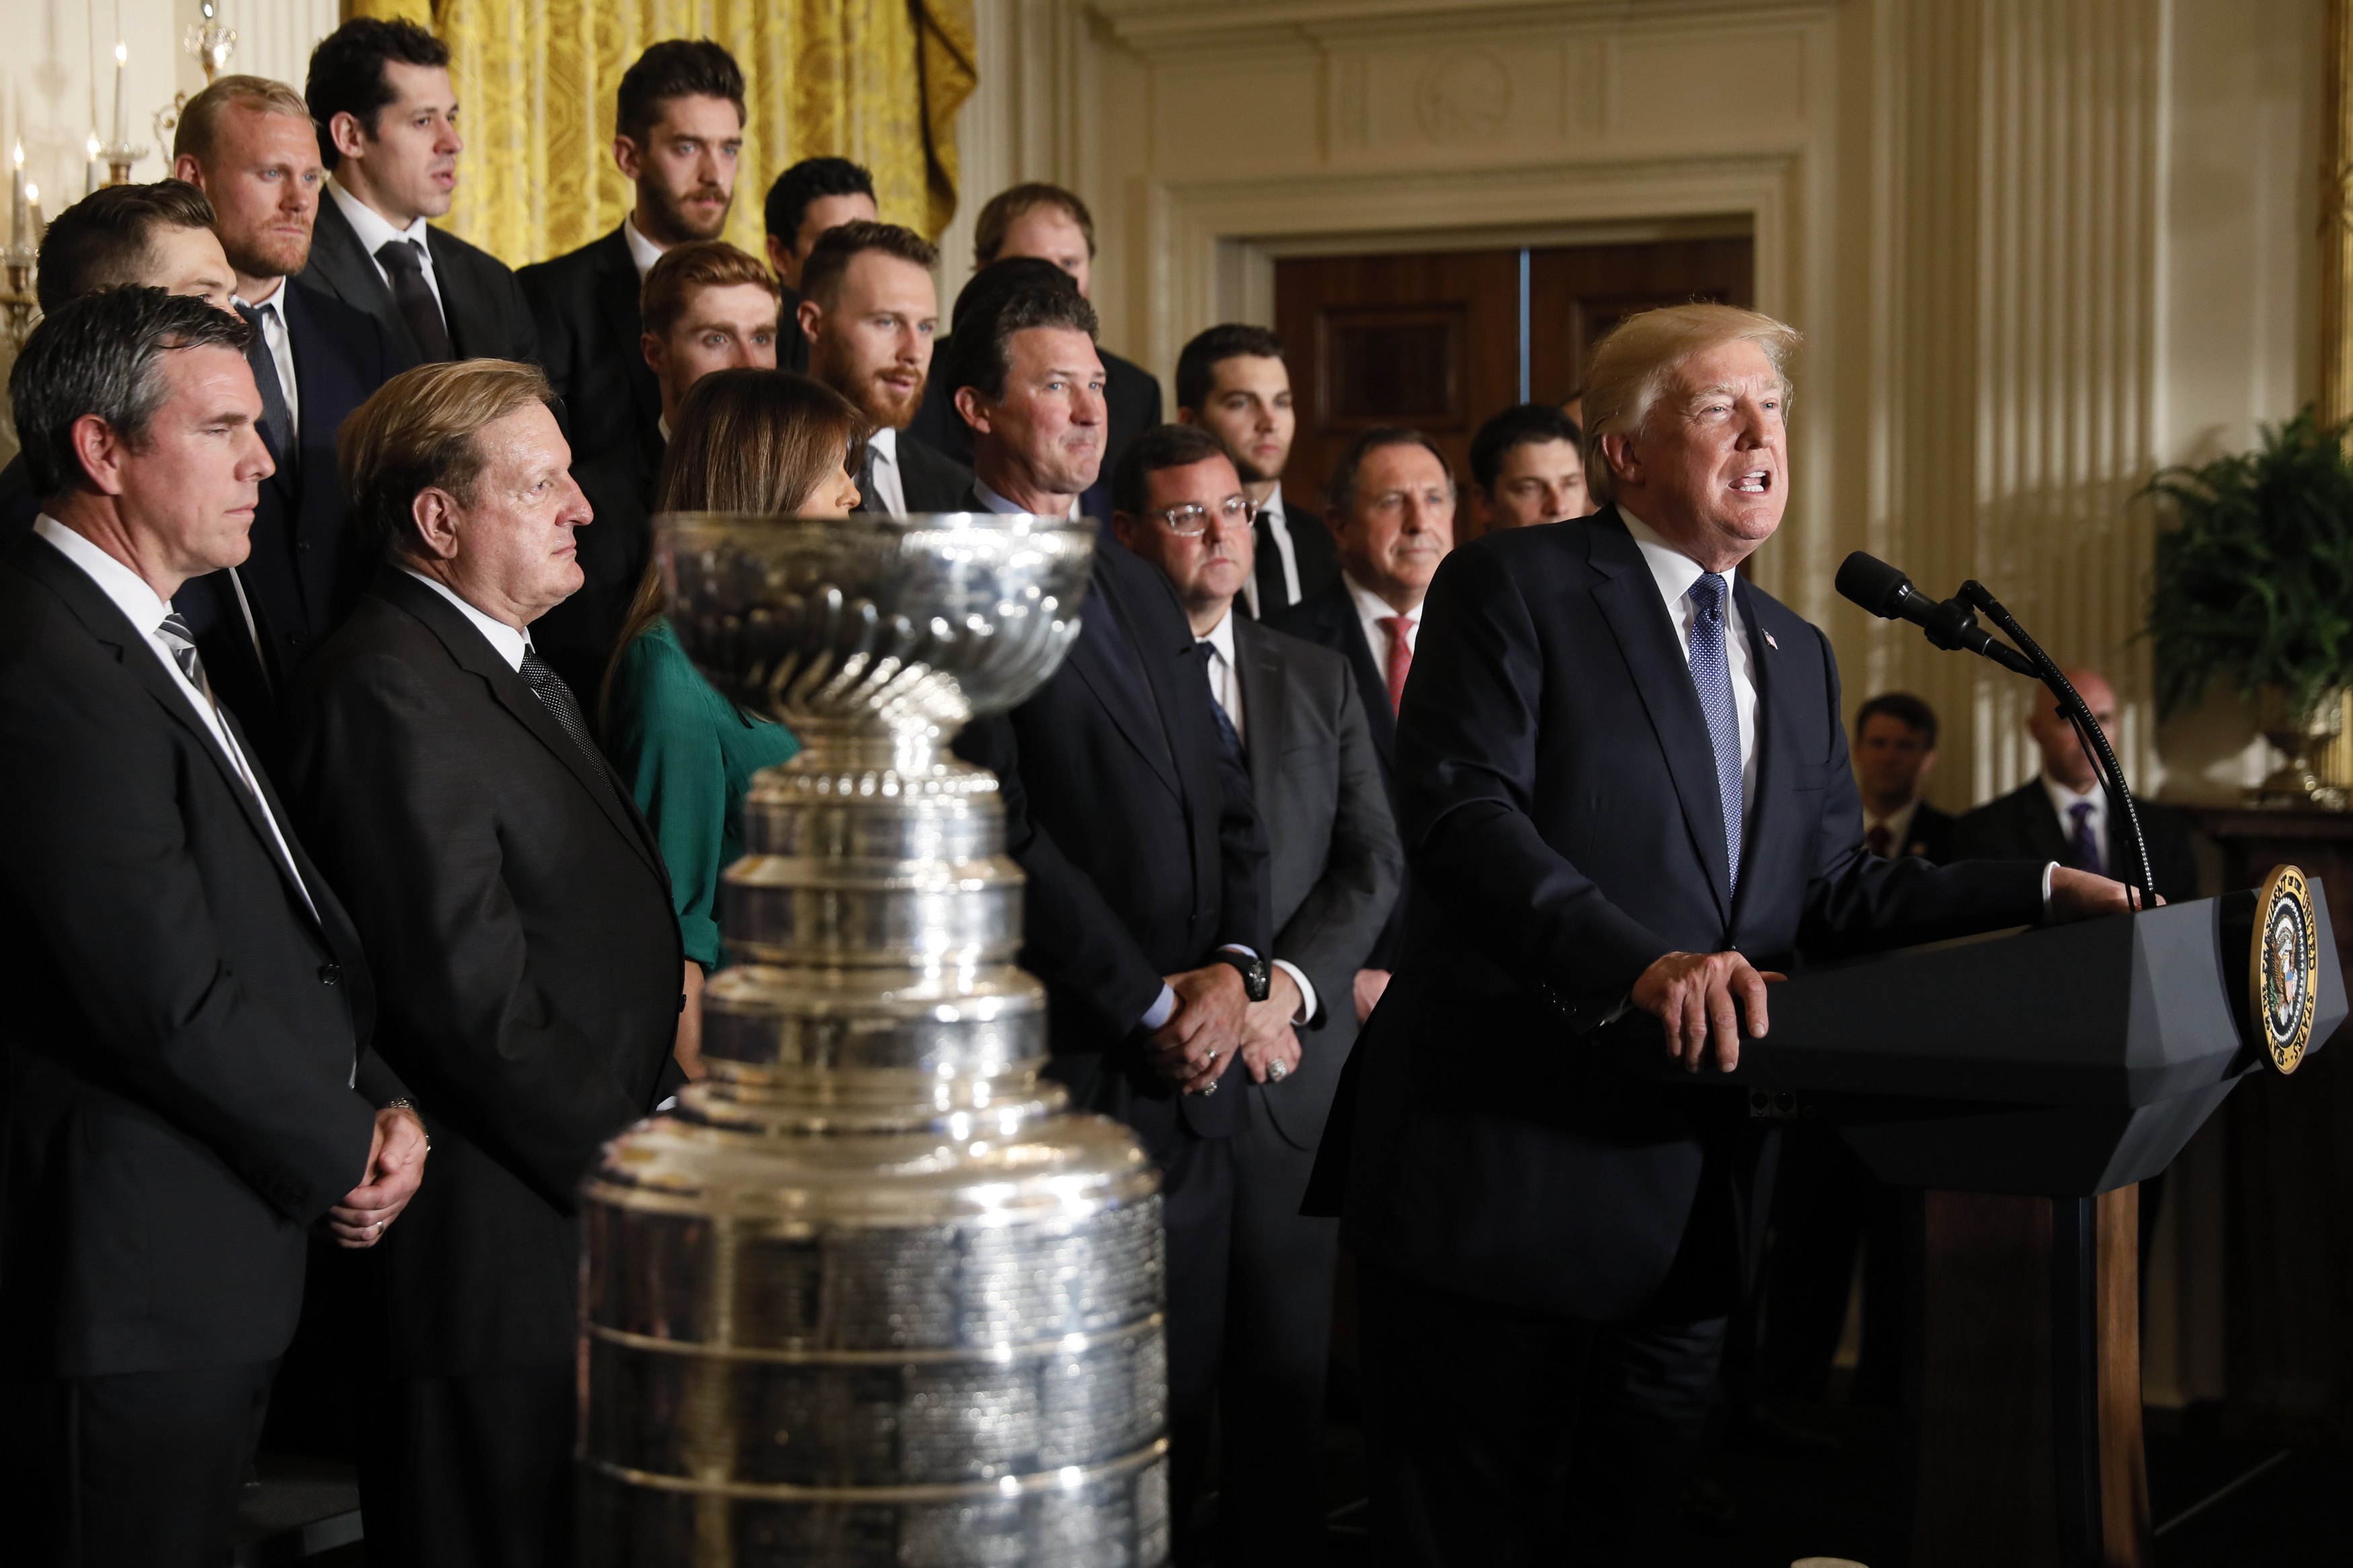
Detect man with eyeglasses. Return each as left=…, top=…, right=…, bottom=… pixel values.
left=1113, top=423, right=1400, bottom=1567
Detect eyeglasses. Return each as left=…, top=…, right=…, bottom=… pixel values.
left=1149, top=495, right=1259, bottom=536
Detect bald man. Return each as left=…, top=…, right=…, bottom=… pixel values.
left=1952, top=667, right=2199, bottom=903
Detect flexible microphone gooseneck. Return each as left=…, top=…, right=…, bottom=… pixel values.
left=1835, top=551, right=2151, bottom=912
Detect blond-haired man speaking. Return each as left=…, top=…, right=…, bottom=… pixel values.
left=1308, top=304, right=2142, bottom=1563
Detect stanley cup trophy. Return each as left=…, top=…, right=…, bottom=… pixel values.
left=578, top=512, right=1171, bottom=1565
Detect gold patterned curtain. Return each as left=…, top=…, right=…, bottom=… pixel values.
left=346, top=0, right=974, bottom=266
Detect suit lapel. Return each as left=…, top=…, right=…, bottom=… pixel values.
left=377, top=572, right=668, bottom=880
left=427, top=229, right=489, bottom=360
left=1585, top=515, right=1734, bottom=923
left=1068, top=554, right=1184, bottom=799
left=593, top=229, right=660, bottom=429
left=1728, top=577, right=1780, bottom=925
left=18, top=538, right=324, bottom=928
left=1232, top=618, right=1284, bottom=802
left=301, top=199, right=408, bottom=360
left=1313, top=583, right=1394, bottom=769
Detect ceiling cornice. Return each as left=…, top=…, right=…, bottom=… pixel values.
left=1087, top=0, right=1835, bottom=52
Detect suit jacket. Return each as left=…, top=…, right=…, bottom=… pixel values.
left=853, top=427, right=973, bottom=516
left=536, top=421, right=666, bottom=716
left=287, top=569, right=684, bottom=1374
left=1230, top=615, right=1402, bottom=1151
left=1273, top=577, right=1411, bottom=970
left=171, top=283, right=398, bottom=776
left=1315, top=511, right=2048, bottom=1322
left=0, top=454, right=32, bottom=554
left=778, top=282, right=811, bottom=375
left=908, top=343, right=1162, bottom=522
left=950, top=499, right=1273, bottom=1151
left=296, top=192, right=541, bottom=369
left=1954, top=778, right=2201, bottom=903
left=1897, top=800, right=1958, bottom=865
left=516, top=226, right=662, bottom=462
left=1248, top=494, right=1341, bottom=620
left=0, top=533, right=387, bottom=1378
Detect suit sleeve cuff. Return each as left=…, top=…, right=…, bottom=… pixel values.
left=1272, top=958, right=1317, bottom=1026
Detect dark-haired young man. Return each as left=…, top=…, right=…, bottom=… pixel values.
left=0, top=182, right=237, bottom=548
left=1469, top=400, right=1591, bottom=530
left=1853, top=691, right=1956, bottom=863
left=296, top=17, right=539, bottom=368
left=519, top=40, right=746, bottom=457
left=762, top=156, right=878, bottom=372
left=0, top=286, right=422, bottom=1568
left=1174, top=323, right=1335, bottom=619
left=797, top=220, right=969, bottom=513
left=944, top=276, right=1271, bottom=1555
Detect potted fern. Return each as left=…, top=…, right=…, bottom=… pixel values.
left=2145, top=407, right=2353, bottom=807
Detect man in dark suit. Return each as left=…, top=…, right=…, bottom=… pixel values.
left=1174, top=323, right=1338, bottom=619
left=942, top=277, right=1272, bottom=1555
left=762, top=157, right=878, bottom=374
left=171, top=75, right=399, bottom=771
left=518, top=41, right=745, bottom=458
left=288, top=358, right=687, bottom=1568
left=797, top=220, right=971, bottom=513
left=1470, top=401, right=1593, bottom=529
left=908, top=183, right=1162, bottom=520
left=532, top=240, right=779, bottom=708
left=296, top=18, right=539, bottom=368
left=1855, top=690, right=1958, bottom=863
left=1310, top=304, right=2140, bottom=1563
left=0, top=288, right=424, bottom=1568
left=1274, top=427, right=1458, bottom=1026
left=1, top=181, right=241, bottom=550
left=1954, top=666, right=2200, bottom=901
left=1114, top=423, right=1402, bottom=1567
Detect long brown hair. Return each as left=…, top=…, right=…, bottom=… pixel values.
left=601, top=368, right=867, bottom=725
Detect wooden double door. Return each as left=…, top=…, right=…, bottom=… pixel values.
left=1273, top=237, right=1753, bottom=535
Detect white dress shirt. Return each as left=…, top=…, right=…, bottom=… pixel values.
left=2043, top=773, right=2106, bottom=872
left=1619, top=507, right=1760, bottom=815
left=1345, top=573, right=1419, bottom=694
left=864, top=427, right=909, bottom=516
left=38, top=517, right=317, bottom=919
left=1241, top=493, right=1306, bottom=620
left=234, top=278, right=301, bottom=444
left=622, top=215, right=664, bottom=278
left=328, top=176, right=444, bottom=316
left=399, top=567, right=528, bottom=671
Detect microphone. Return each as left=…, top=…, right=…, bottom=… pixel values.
left=1835, top=552, right=2037, bottom=676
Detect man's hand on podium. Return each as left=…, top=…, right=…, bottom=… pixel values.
left=1630, top=950, right=1788, bottom=1073
left=2047, top=866, right=2161, bottom=923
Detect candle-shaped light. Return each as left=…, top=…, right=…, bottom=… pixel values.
left=86, top=133, right=102, bottom=196
left=10, top=142, right=27, bottom=253
left=113, top=40, right=130, bottom=147
left=25, top=182, right=40, bottom=242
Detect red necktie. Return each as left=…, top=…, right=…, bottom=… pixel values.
left=1379, top=615, right=1414, bottom=715
left=1866, top=823, right=1893, bottom=858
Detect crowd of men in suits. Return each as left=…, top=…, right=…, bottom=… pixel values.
left=0, top=16, right=2173, bottom=1568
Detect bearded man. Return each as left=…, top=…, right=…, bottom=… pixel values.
left=797, top=220, right=972, bottom=513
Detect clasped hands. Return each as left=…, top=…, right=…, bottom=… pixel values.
left=1636, top=867, right=2152, bottom=1072
left=319, top=1104, right=430, bottom=1249
left=1146, top=964, right=1306, bottom=1094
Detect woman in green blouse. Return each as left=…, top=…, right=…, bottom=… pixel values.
left=600, top=368, right=867, bottom=1076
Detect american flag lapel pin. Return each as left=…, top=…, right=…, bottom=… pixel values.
left=1764, top=629, right=1779, bottom=651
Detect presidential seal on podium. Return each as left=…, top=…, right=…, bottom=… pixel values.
left=2254, top=863, right=2321, bottom=1074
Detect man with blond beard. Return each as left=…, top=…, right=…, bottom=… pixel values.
left=797, top=220, right=971, bottom=514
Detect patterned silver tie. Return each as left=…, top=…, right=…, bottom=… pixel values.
left=157, top=610, right=208, bottom=694
left=1686, top=572, right=1743, bottom=891
left=520, top=644, right=616, bottom=802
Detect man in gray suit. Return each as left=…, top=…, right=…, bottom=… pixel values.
left=1113, top=423, right=1403, bottom=1565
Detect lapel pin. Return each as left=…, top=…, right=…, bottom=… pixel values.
left=1763, top=630, right=1779, bottom=651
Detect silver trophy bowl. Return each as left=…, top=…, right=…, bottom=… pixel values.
left=579, top=513, right=1171, bottom=1566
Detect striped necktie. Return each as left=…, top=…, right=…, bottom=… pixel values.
left=157, top=610, right=209, bottom=694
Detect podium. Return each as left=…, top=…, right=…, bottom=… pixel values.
left=1652, top=887, right=2344, bottom=1567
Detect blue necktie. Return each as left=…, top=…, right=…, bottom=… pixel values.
left=1197, top=641, right=1244, bottom=763
left=2067, top=800, right=2102, bottom=874
left=1687, top=573, right=1743, bottom=891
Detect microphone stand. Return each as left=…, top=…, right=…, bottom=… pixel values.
left=1956, top=581, right=2153, bottom=913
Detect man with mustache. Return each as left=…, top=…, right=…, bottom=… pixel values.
left=296, top=18, right=539, bottom=369
left=520, top=40, right=747, bottom=459
left=796, top=220, right=971, bottom=514
left=171, top=75, right=398, bottom=772
left=1274, top=428, right=1458, bottom=1026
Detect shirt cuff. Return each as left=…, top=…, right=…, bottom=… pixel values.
left=1220, top=943, right=1259, bottom=958
left=2042, top=860, right=2057, bottom=915
left=1271, top=958, right=1317, bottom=1026
left=1141, top=983, right=1178, bottom=1032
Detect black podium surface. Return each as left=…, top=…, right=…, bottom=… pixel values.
left=1631, top=889, right=2345, bottom=1195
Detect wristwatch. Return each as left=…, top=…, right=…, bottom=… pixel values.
left=1212, top=950, right=1271, bottom=1003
